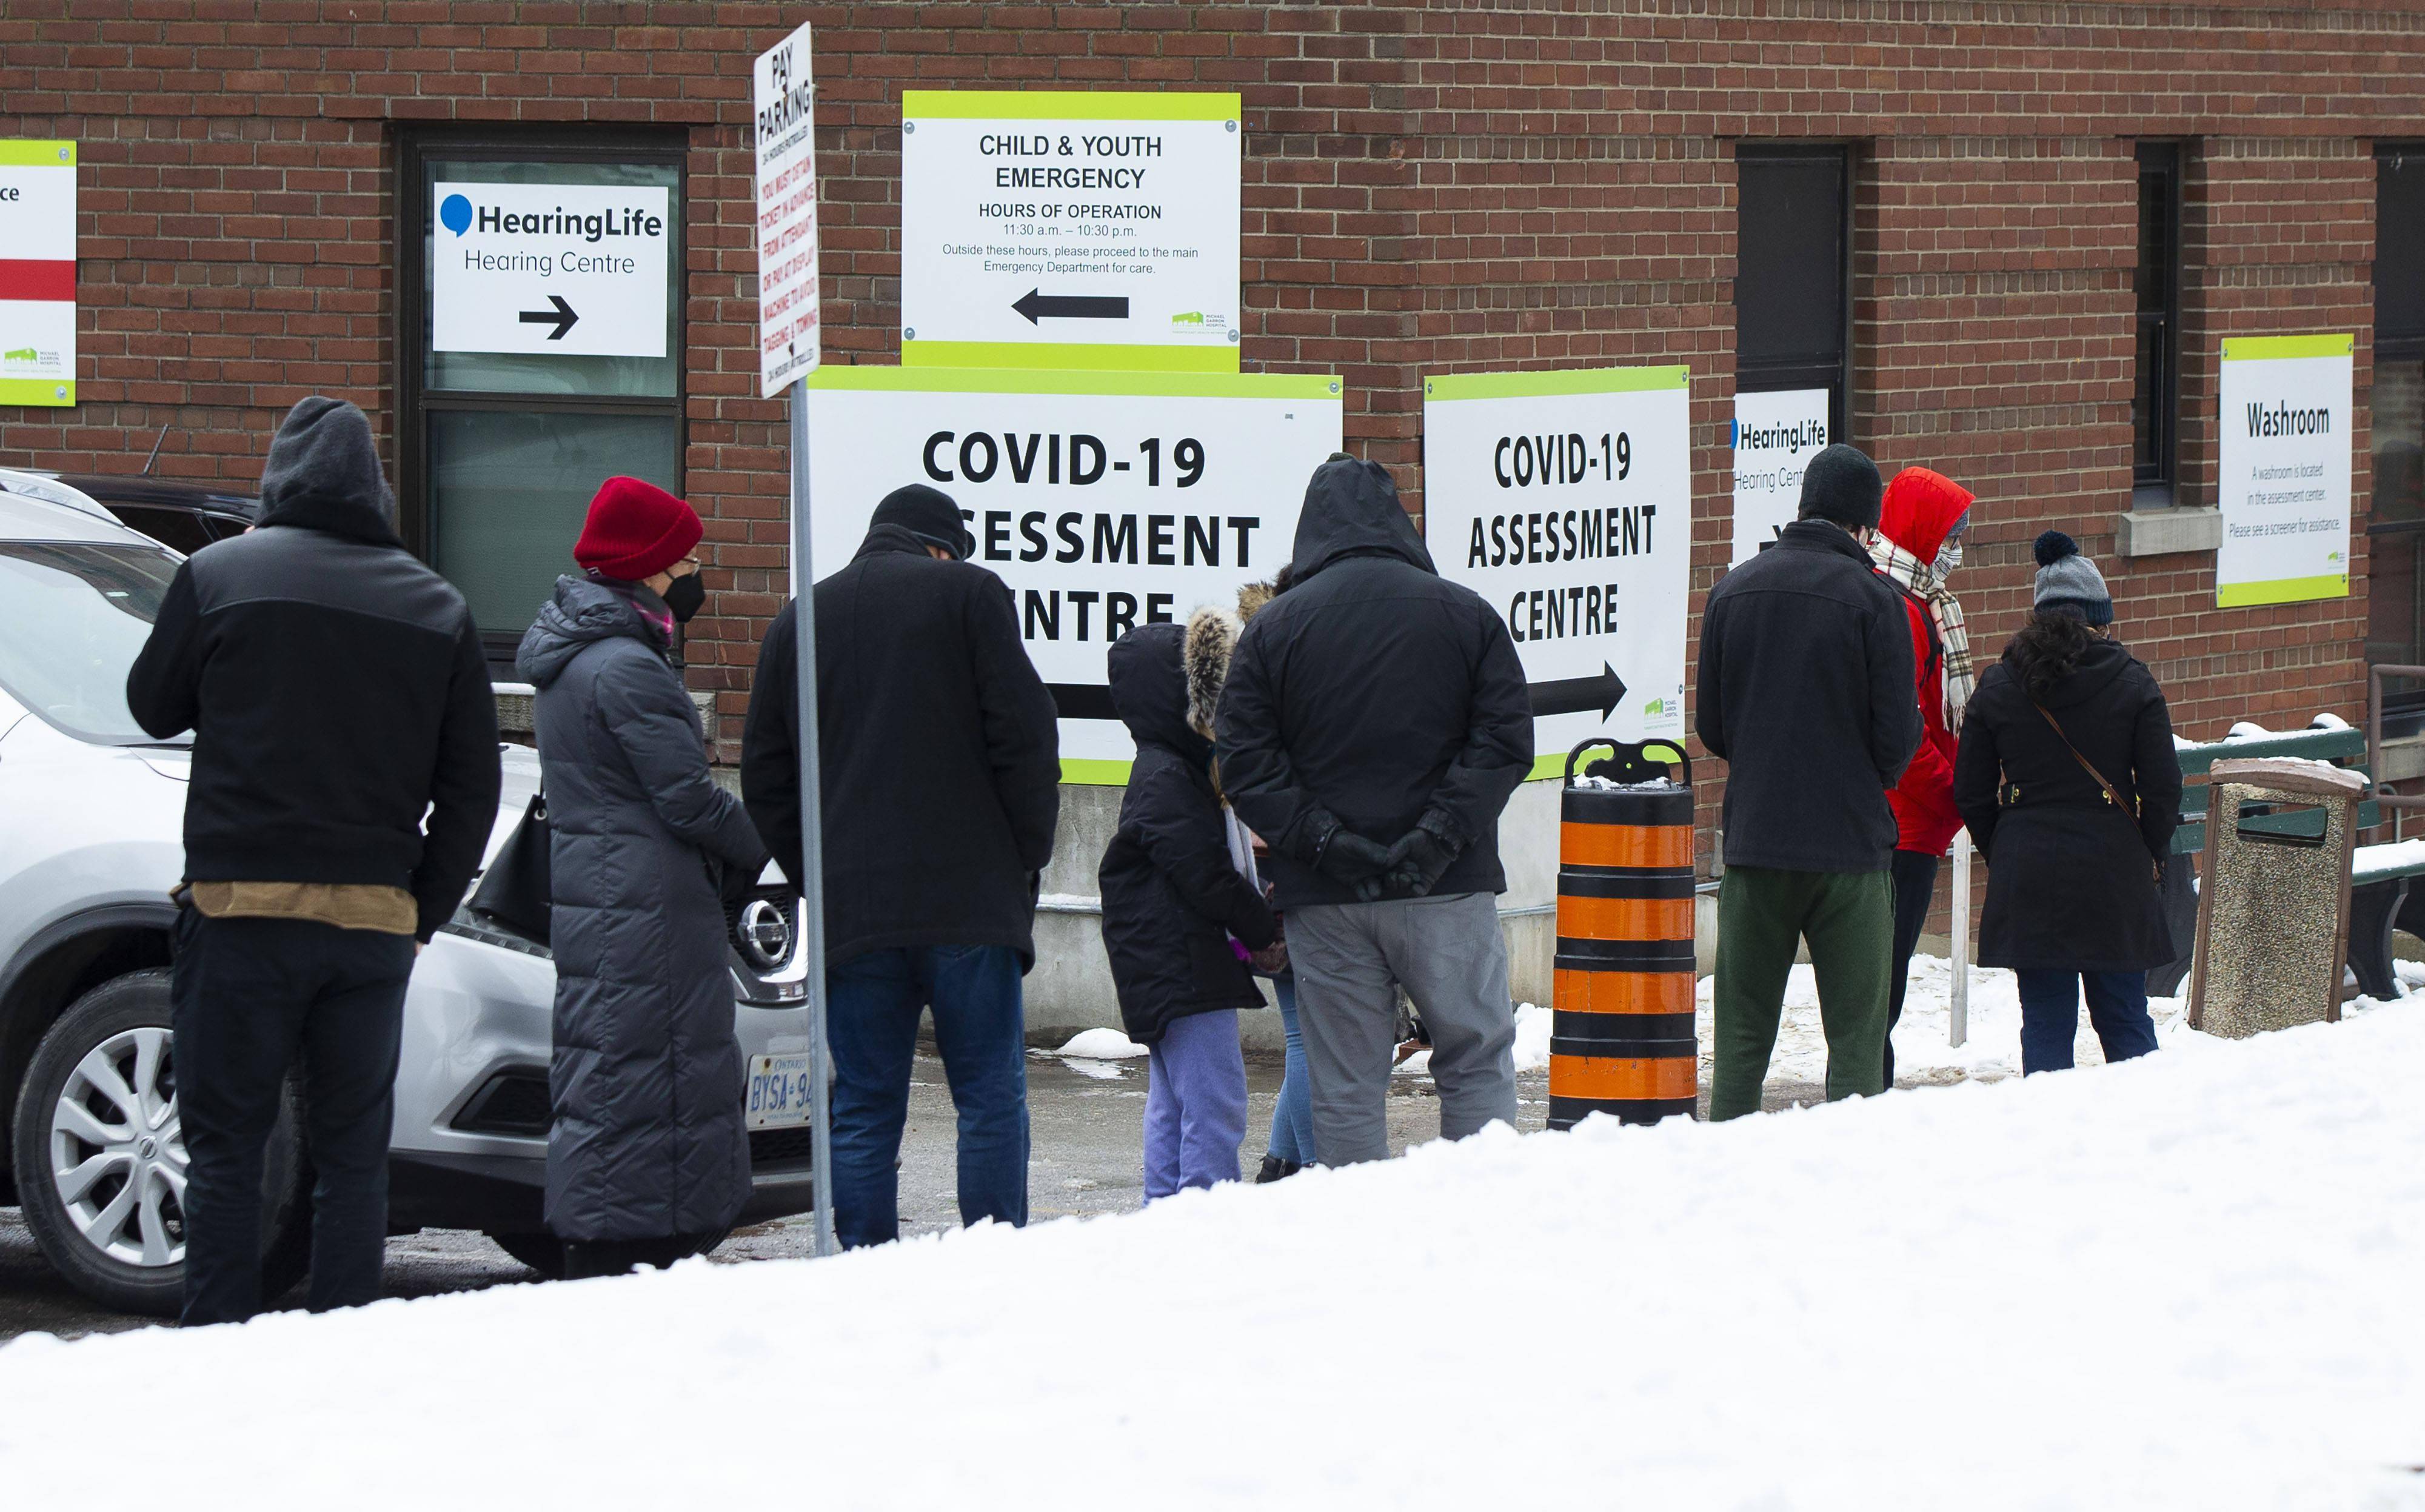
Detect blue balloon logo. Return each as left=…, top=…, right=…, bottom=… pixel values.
left=439, top=193, right=472, bottom=237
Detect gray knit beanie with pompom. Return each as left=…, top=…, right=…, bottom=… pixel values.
left=2032, top=530, right=2112, bottom=626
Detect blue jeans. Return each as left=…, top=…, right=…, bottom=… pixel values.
left=1265, top=977, right=1316, bottom=1166
left=1143, top=1009, right=1247, bottom=1200
left=2015, top=969, right=2159, bottom=1075
left=825, top=945, right=1029, bottom=1249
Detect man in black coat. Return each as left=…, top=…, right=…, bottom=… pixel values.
left=1696, top=443, right=1920, bottom=1118
left=126, top=396, right=502, bottom=1324
left=741, top=483, right=1059, bottom=1248
left=1217, top=455, right=1533, bottom=1165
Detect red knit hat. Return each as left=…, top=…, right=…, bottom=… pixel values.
left=573, top=477, right=702, bottom=581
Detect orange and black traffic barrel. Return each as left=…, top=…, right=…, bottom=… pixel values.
left=1549, top=737, right=1698, bottom=1129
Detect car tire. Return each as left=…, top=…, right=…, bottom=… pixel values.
left=486, top=1230, right=566, bottom=1279
left=10, top=970, right=312, bottom=1318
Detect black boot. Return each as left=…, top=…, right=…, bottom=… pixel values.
left=1255, top=1156, right=1303, bottom=1184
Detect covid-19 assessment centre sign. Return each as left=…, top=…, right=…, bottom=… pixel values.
left=804, top=367, right=1342, bottom=777
left=1423, top=367, right=1693, bottom=772
left=899, top=91, right=1242, bottom=372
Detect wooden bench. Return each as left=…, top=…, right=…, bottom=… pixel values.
left=2162, top=725, right=2424, bottom=1001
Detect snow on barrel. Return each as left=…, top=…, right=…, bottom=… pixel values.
left=1550, top=739, right=1699, bottom=1129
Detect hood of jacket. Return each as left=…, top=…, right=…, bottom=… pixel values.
left=1108, top=621, right=1212, bottom=768
left=2007, top=631, right=2134, bottom=711
left=854, top=521, right=944, bottom=564
left=254, top=396, right=402, bottom=547
left=1878, top=467, right=1974, bottom=566
left=1183, top=606, right=1239, bottom=741
left=1288, top=454, right=1434, bottom=583
left=515, top=574, right=668, bottom=689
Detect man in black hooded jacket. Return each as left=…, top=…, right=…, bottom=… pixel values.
left=1217, top=454, right=1533, bottom=1165
left=126, top=396, right=501, bottom=1323
left=741, top=483, right=1060, bottom=1248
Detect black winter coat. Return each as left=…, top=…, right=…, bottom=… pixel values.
left=125, top=402, right=500, bottom=941
left=741, top=526, right=1061, bottom=967
left=1099, top=623, right=1277, bottom=1044
left=1953, top=638, right=2182, bottom=972
left=517, top=575, right=769, bottom=1244
left=1696, top=520, right=1920, bottom=873
left=1216, top=458, right=1533, bottom=909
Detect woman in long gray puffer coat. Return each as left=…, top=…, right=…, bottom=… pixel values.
left=516, top=477, right=768, bottom=1279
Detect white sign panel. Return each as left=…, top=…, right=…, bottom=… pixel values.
left=0, top=141, right=77, bottom=407
left=2217, top=333, right=2354, bottom=608
left=1423, top=367, right=1694, bottom=769
left=430, top=181, right=669, bottom=358
left=1729, top=386, right=1828, bottom=566
left=805, top=369, right=1343, bottom=777
left=899, top=91, right=1240, bottom=370
left=753, top=19, right=821, bottom=396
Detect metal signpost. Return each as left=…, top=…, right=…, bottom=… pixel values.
left=753, top=18, right=831, bottom=1257
left=1948, top=830, right=1971, bottom=1049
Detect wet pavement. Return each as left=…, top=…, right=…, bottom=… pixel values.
left=1, top=1047, right=1822, bottom=1343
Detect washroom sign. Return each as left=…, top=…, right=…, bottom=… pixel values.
left=0, top=141, right=76, bottom=407
left=429, top=181, right=671, bottom=358
left=2216, top=332, right=2354, bottom=609
left=804, top=367, right=1342, bottom=779
left=1424, top=367, right=1694, bottom=775
left=899, top=91, right=1241, bottom=373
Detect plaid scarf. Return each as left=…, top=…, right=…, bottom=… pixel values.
left=1870, top=538, right=1975, bottom=728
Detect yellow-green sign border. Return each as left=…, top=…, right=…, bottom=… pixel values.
left=2217, top=574, right=2349, bottom=609
left=0, top=140, right=76, bottom=167
left=808, top=365, right=1337, bottom=401
left=904, top=339, right=1239, bottom=375
left=1425, top=366, right=1691, bottom=401
left=903, top=91, right=1240, bottom=123
left=2221, top=333, right=2353, bottom=362
left=0, top=379, right=73, bottom=407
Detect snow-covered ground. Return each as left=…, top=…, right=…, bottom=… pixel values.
left=4, top=999, right=2421, bottom=1507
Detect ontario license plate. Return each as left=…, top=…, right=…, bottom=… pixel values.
left=746, top=1053, right=814, bottom=1130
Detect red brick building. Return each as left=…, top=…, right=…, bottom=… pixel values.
left=6, top=0, right=2424, bottom=872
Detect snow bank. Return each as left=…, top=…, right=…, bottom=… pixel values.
left=4, top=1011, right=2423, bottom=1508
left=1052, top=1026, right=1148, bottom=1060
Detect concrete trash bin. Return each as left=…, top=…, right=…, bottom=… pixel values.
left=2187, top=758, right=2367, bottom=1039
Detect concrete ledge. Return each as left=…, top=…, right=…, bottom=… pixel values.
left=2116, top=506, right=2221, bottom=558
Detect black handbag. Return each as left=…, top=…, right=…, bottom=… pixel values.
left=469, top=792, right=552, bottom=945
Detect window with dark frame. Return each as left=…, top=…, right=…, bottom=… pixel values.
left=396, top=129, right=688, bottom=667
left=2370, top=147, right=2425, bottom=728
left=2133, top=143, right=2182, bottom=498
left=1734, top=145, right=1855, bottom=444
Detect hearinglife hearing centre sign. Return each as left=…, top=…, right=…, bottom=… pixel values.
left=430, top=182, right=671, bottom=359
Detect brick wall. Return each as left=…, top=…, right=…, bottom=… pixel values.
left=5, top=1, right=2423, bottom=874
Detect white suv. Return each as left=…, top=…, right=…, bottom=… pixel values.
left=0, top=477, right=816, bottom=1314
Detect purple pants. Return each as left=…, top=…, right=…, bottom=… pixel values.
left=1143, top=1009, right=1246, bottom=1202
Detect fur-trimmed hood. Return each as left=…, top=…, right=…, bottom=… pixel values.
left=1185, top=604, right=1240, bottom=741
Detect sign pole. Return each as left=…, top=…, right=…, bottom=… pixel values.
left=1949, top=829, right=1971, bottom=1049
left=791, top=386, right=835, bottom=1259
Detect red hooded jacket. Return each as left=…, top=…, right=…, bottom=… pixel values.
left=1876, top=468, right=1975, bottom=856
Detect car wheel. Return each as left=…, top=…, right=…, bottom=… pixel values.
left=9, top=970, right=311, bottom=1317
left=486, top=1231, right=566, bottom=1279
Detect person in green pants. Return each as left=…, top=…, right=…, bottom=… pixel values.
left=1696, top=445, right=1921, bottom=1120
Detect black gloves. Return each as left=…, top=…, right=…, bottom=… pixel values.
left=1314, top=828, right=1394, bottom=903
left=1382, top=817, right=1463, bottom=898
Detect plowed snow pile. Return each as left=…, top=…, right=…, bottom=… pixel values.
left=3, top=1008, right=2421, bottom=1510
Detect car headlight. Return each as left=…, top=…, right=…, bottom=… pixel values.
left=735, top=897, right=794, bottom=971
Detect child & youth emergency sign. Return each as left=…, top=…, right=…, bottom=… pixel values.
left=804, top=367, right=1343, bottom=780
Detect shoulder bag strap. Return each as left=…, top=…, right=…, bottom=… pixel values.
left=2032, top=701, right=2133, bottom=815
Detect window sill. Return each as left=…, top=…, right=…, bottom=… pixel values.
left=2115, top=504, right=2221, bottom=558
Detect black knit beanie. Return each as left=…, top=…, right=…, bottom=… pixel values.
left=871, top=483, right=973, bottom=560
left=1796, top=444, right=1885, bottom=530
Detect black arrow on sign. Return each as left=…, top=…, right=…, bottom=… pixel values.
left=1012, top=289, right=1129, bottom=325
left=1047, top=684, right=1119, bottom=721
left=519, top=294, right=579, bottom=341
left=1528, top=663, right=1628, bottom=721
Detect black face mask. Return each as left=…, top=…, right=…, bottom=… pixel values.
left=661, top=572, right=706, bottom=624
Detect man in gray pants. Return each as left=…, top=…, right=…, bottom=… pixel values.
left=1217, top=455, right=1534, bottom=1164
